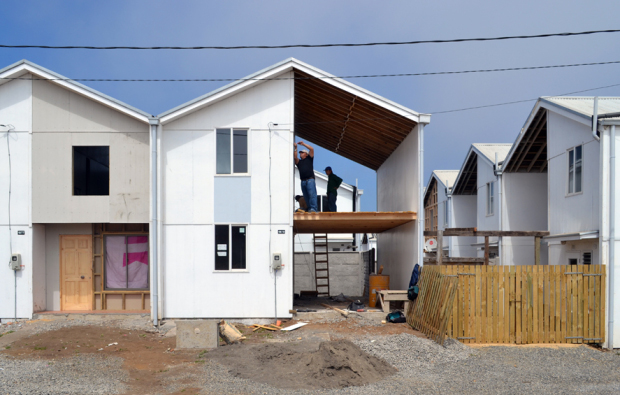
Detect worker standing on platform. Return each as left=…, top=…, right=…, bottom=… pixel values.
left=294, top=141, right=318, bottom=213
left=324, top=166, right=343, bottom=212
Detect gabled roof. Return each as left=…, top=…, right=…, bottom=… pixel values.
left=0, top=59, right=152, bottom=123
left=424, top=169, right=458, bottom=203
left=541, top=96, right=620, bottom=122
left=158, top=58, right=429, bottom=170
left=452, top=144, right=512, bottom=195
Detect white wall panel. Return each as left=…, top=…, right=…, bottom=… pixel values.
left=451, top=195, right=477, bottom=257
left=547, top=111, right=600, bottom=235
left=162, top=224, right=292, bottom=318
left=0, top=225, right=33, bottom=319
left=0, top=77, right=32, bottom=132
left=377, top=128, right=418, bottom=289
left=164, top=73, right=293, bottom=131
left=32, top=224, right=46, bottom=312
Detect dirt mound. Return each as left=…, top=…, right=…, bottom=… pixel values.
left=209, top=339, right=396, bottom=389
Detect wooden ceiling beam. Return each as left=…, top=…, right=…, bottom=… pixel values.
left=508, top=110, right=545, bottom=172
left=514, top=114, right=546, bottom=171
left=527, top=141, right=547, bottom=172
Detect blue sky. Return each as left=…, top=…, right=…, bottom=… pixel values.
left=1, top=0, right=619, bottom=211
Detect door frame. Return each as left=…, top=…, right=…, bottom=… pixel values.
left=59, top=234, right=93, bottom=311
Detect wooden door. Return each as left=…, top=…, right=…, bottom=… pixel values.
left=60, top=235, right=93, bottom=310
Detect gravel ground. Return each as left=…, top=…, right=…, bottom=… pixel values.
left=170, top=335, right=620, bottom=394
left=0, top=354, right=128, bottom=394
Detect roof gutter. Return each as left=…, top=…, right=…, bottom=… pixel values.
left=495, top=153, right=503, bottom=266
left=592, top=97, right=600, bottom=141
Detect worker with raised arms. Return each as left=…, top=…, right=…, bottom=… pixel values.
left=294, top=141, right=318, bottom=213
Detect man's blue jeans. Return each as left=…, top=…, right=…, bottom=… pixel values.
left=301, top=178, right=318, bottom=212
left=327, top=192, right=337, bottom=212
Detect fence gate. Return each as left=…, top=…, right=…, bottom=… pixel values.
left=435, top=265, right=605, bottom=344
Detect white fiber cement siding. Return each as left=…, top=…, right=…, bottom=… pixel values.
left=31, top=80, right=150, bottom=223
left=377, top=127, right=419, bottom=290
left=0, top=77, right=33, bottom=319
left=476, top=156, right=499, bottom=255
left=160, top=73, right=294, bottom=318
left=450, top=195, right=477, bottom=258
left=547, top=111, right=600, bottom=235
left=502, top=172, right=548, bottom=265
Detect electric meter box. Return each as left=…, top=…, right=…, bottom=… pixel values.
left=272, top=252, right=282, bottom=270
left=10, top=253, right=21, bottom=270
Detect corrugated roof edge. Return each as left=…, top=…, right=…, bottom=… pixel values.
left=424, top=170, right=459, bottom=199
left=0, top=59, right=153, bottom=120
left=157, top=57, right=428, bottom=123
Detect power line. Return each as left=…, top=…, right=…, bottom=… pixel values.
left=2, top=60, right=620, bottom=83
left=1, top=29, right=619, bottom=50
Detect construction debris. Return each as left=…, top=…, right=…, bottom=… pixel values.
left=321, top=303, right=349, bottom=317
left=218, top=320, right=246, bottom=344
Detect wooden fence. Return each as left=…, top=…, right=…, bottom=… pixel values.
left=430, top=265, right=606, bottom=344
left=407, top=267, right=458, bottom=346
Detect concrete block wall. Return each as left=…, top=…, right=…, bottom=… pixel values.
left=294, top=252, right=365, bottom=297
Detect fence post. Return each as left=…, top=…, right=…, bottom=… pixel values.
left=484, top=236, right=489, bottom=265
left=535, top=236, right=541, bottom=265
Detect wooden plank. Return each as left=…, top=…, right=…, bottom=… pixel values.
left=469, top=264, right=476, bottom=344
left=538, top=265, right=544, bottom=342
left=484, top=237, right=490, bottom=266
left=481, top=264, right=487, bottom=343
left=531, top=266, right=538, bottom=343
left=554, top=265, right=561, bottom=343
left=560, top=265, right=567, bottom=343
left=424, top=257, right=486, bottom=264
left=528, top=265, right=534, bottom=344
left=594, top=264, right=601, bottom=343
left=498, top=265, right=505, bottom=343
left=571, top=264, right=577, bottom=344
left=504, top=266, right=510, bottom=343
left=475, top=265, right=481, bottom=343
left=578, top=265, right=584, bottom=343
left=509, top=266, right=515, bottom=343
left=516, top=266, right=522, bottom=344
left=587, top=264, right=594, bottom=342
left=601, top=265, right=606, bottom=343
left=493, top=266, right=504, bottom=343
left=544, top=265, right=550, bottom=343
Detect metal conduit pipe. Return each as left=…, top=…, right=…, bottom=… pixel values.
left=495, top=153, right=503, bottom=265
left=149, top=118, right=159, bottom=327
left=418, top=124, right=425, bottom=268
left=609, top=124, right=616, bottom=350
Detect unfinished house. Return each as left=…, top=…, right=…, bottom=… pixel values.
left=423, top=170, right=458, bottom=257
left=154, top=58, right=427, bottom=319
left=293, top=169, right=366, bottom=297
left=451, top=144, right=512, bottom=262
left=0, top=60, right=152, bottom=320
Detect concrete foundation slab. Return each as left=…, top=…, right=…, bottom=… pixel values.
left=175, top=319, right=218, bottom=349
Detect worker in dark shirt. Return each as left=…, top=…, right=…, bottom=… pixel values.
left=294, top=141, right=318, bottom=213
left=324, top=166, right=343, bottom=212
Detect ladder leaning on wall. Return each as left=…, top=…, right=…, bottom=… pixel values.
left=313, top=233, right=330, bottom=297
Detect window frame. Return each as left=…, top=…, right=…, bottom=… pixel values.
left=72, top=145, right=110, bottom=196
left=214, top=223, right=249, bottom=272
left=566, top=145, right=583, bottom=196
left=103, top=234, right=150, bottom=291
left=215, top=127, right=250, bottom=176
left=486, top=181, right=495, bottom=216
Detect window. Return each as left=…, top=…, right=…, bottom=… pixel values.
left=568, top=145, right=583, bottom=194
left=215, top=224, right=247, bottom=270
left=486, top=182, right=494, bottom=216
left=105, top=236, right=149, bottom=290
left=583, top=251, right=592, bottom=265
left=216, top=128, right=248, bottom=174
left=73, top=146, right=109, bottom=195
left=444, top=201, right=449, bottom=226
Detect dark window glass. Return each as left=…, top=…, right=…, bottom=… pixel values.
left=215, top=225, right=229, bottom=270
left=216, top=129, right=231, bottom=174
left=231, top=226, right=247, bottom=269
left=321, top=195, right=329, bottom=212
left=233, top=129, right=248, bottom=173
left=73, top=146, right=109, bottom=195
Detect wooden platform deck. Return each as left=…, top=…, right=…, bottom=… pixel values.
left=293, top=211, right=416, bottom=234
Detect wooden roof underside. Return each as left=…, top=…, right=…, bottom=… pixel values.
left=452, top=153, right=478, bottom=195
left=293, top=211, right=417, bottom=234
left=505, top=109, right=548, bottom=173
left=294, top=70, right=418, bottom=171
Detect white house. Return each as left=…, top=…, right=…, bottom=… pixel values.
left=293, top=169, right=362, bottom=252
left=502, top=96, right=620, bottom=348
left=0, top=60, right=152, bottom=321
left=451, top=144, right=512, bottom=261
left=423, top=170, right=459, bottom=255
left=0, top=58, right=429, bottom=322
left=153, top=58, right=428, bottom=319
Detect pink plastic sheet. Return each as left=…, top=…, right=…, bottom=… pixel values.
left=105, top=236, right=149, bottom=289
